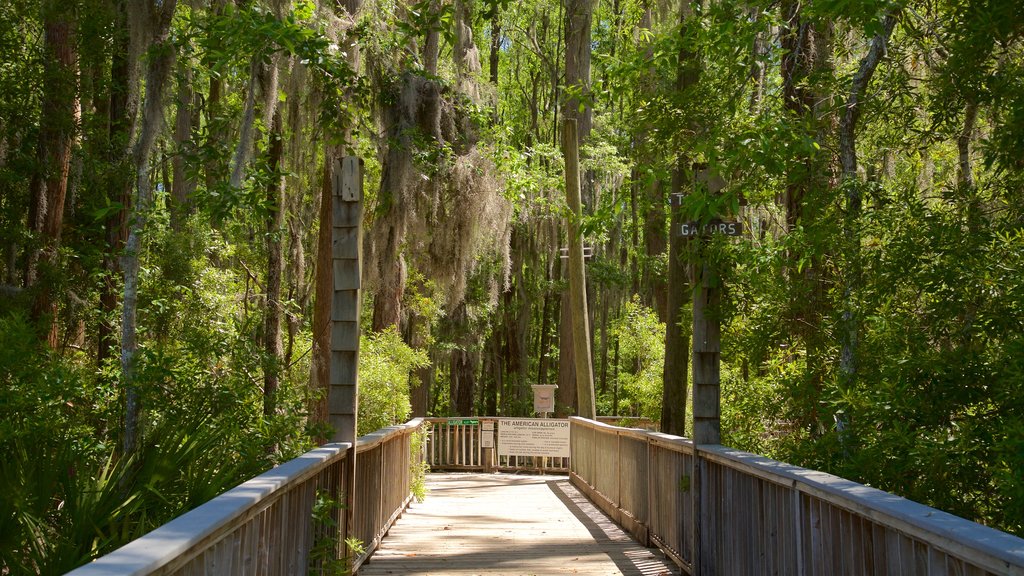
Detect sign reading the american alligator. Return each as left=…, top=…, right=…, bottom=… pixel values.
left=497, top=418, right=570, bottom=458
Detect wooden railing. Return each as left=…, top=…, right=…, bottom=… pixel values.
left=570, top=417, right=1024, bottom=576
left=424, top=417, right=570, bottom=473
left=67, top=418, right=426, bottom=576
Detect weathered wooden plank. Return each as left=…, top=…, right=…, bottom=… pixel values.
left=331, top=290, right=360, bottom=323
left=332, top=226, right=361, bottom=259
left=329, top=350, right=357, bottom=386
left=332, top=258, right=361, bottom=291
left=330, top=320, right=359, bottom=352
left=359, top=473, right=679, bottom=576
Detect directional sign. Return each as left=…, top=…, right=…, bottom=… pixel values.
left=447, top=418, right=479, bottom=425
left=678, top=220, right=743, bottom=238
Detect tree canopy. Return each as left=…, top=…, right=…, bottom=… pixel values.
left=1, top=0, right=1023, bottom=569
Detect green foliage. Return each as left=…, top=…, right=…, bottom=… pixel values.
left=606, top=297, right=665, bottom=421
left=357, top=327, right=430, bottom=436
left=0, top=312, right=268, bottom=573
left=309, top=490, right=349, bottom=575
left=409, top=426, right=430, bottom=502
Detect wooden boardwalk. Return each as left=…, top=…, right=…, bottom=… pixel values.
left=359, top=473, right=679, bottom=576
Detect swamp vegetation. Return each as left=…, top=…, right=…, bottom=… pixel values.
left=1, top=0, right=1023, bottom=571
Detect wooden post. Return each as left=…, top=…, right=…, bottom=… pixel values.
left=691, top=259, right=721, bottom=445
left=329, top=156, right=363, bottom=567
left=690, top=168, right=725, bottom=576
left=562, top=119, right=597, bottom=419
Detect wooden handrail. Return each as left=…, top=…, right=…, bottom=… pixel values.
left=67, top=419, right=426, bottom=576
left=66, top=442, right=353, bottom=576
left=569, top=416, right=1024, bottom=575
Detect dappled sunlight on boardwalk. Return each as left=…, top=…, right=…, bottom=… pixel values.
left=359, top=473, right=679, bottom=576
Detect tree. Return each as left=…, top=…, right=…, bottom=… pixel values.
left=26, top=0, right=79, bottom=347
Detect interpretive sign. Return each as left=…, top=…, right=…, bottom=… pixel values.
left=678, top=220, right=743, bottom=238
left=497, top=418, right=570, bottom=458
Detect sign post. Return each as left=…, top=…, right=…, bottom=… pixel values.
left=675, top=167, right=742, bottom=576
left=329, top=156, right=363, bottom=569
left=481, top=420, right=495, bottom=472
left=532, top=384, right=557, bottom=417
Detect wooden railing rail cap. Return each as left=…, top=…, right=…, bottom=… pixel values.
left=356, top=419, right=425, bottom=451
left=703, top=444, right=1024, bottom=571
left=645, top=431, right=694, bottom=450
left=571, top=417, right=692, bottom=447
left=568, top=416, right=618, bottom=431
left=66, top=442, right=353, bottom=576
left=357, top=428, right=396, bottom=450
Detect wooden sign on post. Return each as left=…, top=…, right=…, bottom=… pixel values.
left=329, top=156, right=363, bottom=443
left=679, top=220, right=743, bottom=238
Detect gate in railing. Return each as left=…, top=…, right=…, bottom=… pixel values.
left=67, top=419, right=426, bottom=576
left=424, top=417, right=570, bottom=473
left=570, top=417, right=1024, bottom=576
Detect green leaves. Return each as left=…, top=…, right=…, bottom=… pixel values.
left=358, top=327, right=430, bottom=436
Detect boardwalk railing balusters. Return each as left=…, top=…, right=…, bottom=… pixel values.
left=423, top=417, right=570, bottom=473
left=569, top=417, right=1024, bottom=576
left=68, top=415, right=1024, bottom=575
left=66, top=418, right=425, bottom=576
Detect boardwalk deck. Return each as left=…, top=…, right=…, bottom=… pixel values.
left=359, top=473, right=679, bottom=576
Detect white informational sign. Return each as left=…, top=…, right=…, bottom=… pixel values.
left=497, top=418, right=570, bottom=458
left=481, top=430, right=494, bottom=448
left=532, top=384, right=557, bottom=414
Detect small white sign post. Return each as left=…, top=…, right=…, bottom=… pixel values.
left=531, top=384, right=557, bottom=417
left=481, top=421, right=495, bottom=449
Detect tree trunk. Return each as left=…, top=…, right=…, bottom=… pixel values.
left=837, top=13, right=898, bottom=389
left=170, top=62, right=197, bottom=230
left=660, top=0, right=699, bottom=436
left=264, top=108, right=285, bottom=418
left=779, top=3, right=836, bottom=431
left=489, top=7, right=501, bottom=86
left=957, top=100, right=978, bottom=190
left=556, top=290, right=576, bottom=415
left=536, top=253, right=557, bottom=389
left=310, top=152, right=335, bottom=437
left=450, top=303, right=476, bottom=416
left=562, top=0, right=593, bottom=143
left=121, top=0, right=178, bottom=456
left=98, top=0, right=134, bottom=369
left=27, top=2, right=80, bottom=348
left=406, top=310, right=431, bottom=416
left=642, top=178, right=667, bottom=320
left=423, top=0, right=441, bottom=75
left=486, top=331, right=500, bottom=416
left=661, top=170, right=690, bottom=435
left=563, top=119, right=596, bottom=419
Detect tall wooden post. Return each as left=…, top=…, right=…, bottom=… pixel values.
left=691, top=258, right=721, bottom=444
left=689, top=169, right=726, bottom=576
left=330, top=156, right=363, bottom=566
left=562, top=119, right=596, bottom=419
